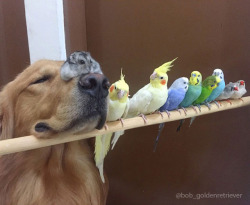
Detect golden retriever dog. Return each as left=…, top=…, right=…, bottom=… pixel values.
left=0, top=52, right=110, bottom=205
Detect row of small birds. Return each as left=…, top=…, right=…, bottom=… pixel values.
left=95, top=58, right=247, bottom=182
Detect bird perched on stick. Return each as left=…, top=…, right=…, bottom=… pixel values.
left=216, top=82, right=238, bottom=103
left=176, top=71, right=202, bottom=131
left=154, top=77, right=189, bottom=151
left=127, top=58, right=177, bottom=122
left=205, top=68, right=225, bottom=107
left=95, top=70, right=129, bottom=183
left=193, top=75, right=221, bottom=110
left=190, top=75, right=221, bottom=126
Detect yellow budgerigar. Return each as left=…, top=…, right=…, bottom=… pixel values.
left=95, top=70, right=129, bottom=183
left=127, top=58, right=177, bottom=121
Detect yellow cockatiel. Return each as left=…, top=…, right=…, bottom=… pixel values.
left=95, top=70, right=129, bottom=183
left=127, top=58, right=177, bottom=119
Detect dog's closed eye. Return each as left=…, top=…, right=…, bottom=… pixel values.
left=31, top=75, right=51, bottom=85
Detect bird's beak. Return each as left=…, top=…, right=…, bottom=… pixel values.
left=117, top=90, right=125, bottom=99
left=234, top=86, right=239, bottom=91
left=240, top=81, right=245, bottom=85
left=215, top=76, right=221, bottom=83
left=150, top=72, right=157, bottom=80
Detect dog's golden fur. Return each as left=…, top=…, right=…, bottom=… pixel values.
left=0, top=60, right=108, bottom=205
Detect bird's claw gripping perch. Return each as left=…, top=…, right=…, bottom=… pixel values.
left=205, top=102, right=211, bottom=110
left=191, top=105, right=198, bottom=114
left=104, top=124, right=109, bottom=130
left=153, top=111, right=164, bottom=119
left=213, top=101, right=220, bottom=108
left=119, top=118, right=125, bottom=127
left=176, top=109, right=182, bottom=115
left=226, top=99, right=232, bottom=105
left=165, top=110, right=171, bottom=118
left=196, top=105, right=201, bottom=112
left=139, top=114, right=147, bottom=124
left=180, top=107, right=187, bottom=116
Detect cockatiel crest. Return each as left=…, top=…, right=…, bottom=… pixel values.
left=150, top=57, right=177, bottom=88
left=109, top=69, right=129, bottom=103
left=190, top=71, right=202, bottom=86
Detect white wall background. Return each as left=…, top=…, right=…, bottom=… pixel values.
left=24, top=0, right=66, bottom=63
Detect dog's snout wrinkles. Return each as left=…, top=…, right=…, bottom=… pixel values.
left=79, top=73, right=109, bottom=98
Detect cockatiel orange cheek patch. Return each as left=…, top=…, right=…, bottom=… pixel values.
left=161, top=80, right=166, bottom=85
left=109, top=85, right=115, bottom=92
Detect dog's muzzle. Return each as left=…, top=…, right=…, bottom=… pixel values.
left=78, top=73, right=110, bottom=129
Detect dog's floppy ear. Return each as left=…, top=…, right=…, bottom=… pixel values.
left=0, top=93, right=14, bottom=140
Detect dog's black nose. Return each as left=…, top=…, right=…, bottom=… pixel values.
left=79, top=73, right=110, bottom=98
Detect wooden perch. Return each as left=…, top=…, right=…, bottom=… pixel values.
left=0, top=96, right=249, bottom=156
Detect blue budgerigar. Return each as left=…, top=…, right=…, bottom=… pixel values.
left=153, top=77, right=189, bottom=151
left=205, top=68, right=225, bottom=107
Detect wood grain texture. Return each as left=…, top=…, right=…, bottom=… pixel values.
left=0, top=96, right=249, bottom=156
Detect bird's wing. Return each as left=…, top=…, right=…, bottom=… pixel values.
left=122, top=98, right=130, bottom=118
left=128, top=84, right=152, bottom=117
left=110, top=98, right=129, bottom=150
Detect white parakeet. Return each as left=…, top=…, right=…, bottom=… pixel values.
left=127, top=58, right=177, bottom=120
left=95, top=70, right=129, bottom=183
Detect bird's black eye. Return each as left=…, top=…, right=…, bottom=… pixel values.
left=115, top=86, right=117, bottom=89
left=160, top=77, right=164, bottom=79
left=31, top=75, right=51, bottom=85
left=90, top=59, right=93, bottom=63
left=79, top=60, right=85, bottom=64
left=184, top=82, right=186, bottom=84
left=198, top=75, right=200, bottom=77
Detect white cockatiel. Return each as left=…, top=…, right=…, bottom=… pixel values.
left=95, top=70, right=129, bottom=183
left=127, top=58, right=177, bottom=120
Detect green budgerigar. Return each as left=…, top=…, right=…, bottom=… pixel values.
left=95, top=70, right=129, bottom=183
left=193, top=75, right=221, bottom=108
left=177, top=71, right=202, bottom=131
left=190, top=75, right=220, bottom=126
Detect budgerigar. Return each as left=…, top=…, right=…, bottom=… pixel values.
left=230, top=80, right=247, bottom=100
left=216, top=82, right=238, bottom=101
left=190, top=75, right=221, bottom=126
left=205, top=68, right=225, bottom=107
left=176, top=71, right=202, bottom=131
left=127, top=58, right=177, bottom=121
left=95, top=70, right=129, bottom=183
left=154, top=77, right=189, bottom=151
left=193, top=75, right=221, bottom=109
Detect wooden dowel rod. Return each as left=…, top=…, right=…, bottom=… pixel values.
left=0, top=96, right=249, bottom=156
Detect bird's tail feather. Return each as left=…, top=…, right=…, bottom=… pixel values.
left=94, top=133, right=113, bottom=183
left=176, top=119, right=185, bottom=132
left=111, top=130, right=125, bottom=150
left=97, top=163, right=105, bottom=183
left=189, top=117, right=196, bottom=127
left=153, top=123, right=165, bottom=152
